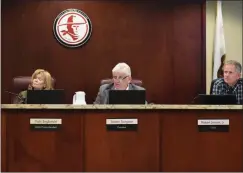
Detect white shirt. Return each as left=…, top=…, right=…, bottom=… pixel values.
left=115, top=85, right=129, bottom=90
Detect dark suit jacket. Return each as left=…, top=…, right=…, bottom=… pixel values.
left=94, top=83, right=145, bottom=104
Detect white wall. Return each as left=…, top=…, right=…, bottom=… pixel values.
left=206, top=1, right=242, bottom=93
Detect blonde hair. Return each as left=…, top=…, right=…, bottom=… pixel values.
left=28, top=69, right=54, bottom=90
left=112, top=62, right=131, bottom=76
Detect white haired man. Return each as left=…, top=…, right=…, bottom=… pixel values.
left=212, top=60, right=243, bottom=104
left=94, top=62, right=145, bottom=104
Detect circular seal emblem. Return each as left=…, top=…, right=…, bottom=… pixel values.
left=53, top=9, right=92, bottom=48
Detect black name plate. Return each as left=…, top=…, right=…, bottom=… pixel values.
left=106, top=118, right=138, bottom=131
left=30, top=118, right=62, bottom=131
left=198, top=119, right=229, bottom=132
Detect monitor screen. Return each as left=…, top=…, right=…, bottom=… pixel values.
left=109, top=90, right=146, bottom=104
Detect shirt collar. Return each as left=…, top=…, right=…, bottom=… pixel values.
left=226, top=81, right=238, bottom=89
left=114, top=84, right=130, bottom=90
left=223, top=80, right=241, bottom=92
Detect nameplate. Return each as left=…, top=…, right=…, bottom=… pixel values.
left=30, top=118, right=62, bottom=131
left=198, top=119, right=229, bottom=132
left=106, top=118, right=138, bottom=131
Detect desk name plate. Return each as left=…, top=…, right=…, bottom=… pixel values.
left=198, top=119, right=229, bottom=132
left=30, top=118, right=62, bottom=131
left=106, top=118, right=138, bottom=131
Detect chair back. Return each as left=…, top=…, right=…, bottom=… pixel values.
left=13, top=76, right=56, bottom=93
left=11, top=76, right=55, bottom=103
left=210, top=78, right=219, bottom=94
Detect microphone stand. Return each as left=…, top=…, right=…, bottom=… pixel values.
left=191, top=95, right=200, bottom=104
left=4, top=90, right=26, bottom=103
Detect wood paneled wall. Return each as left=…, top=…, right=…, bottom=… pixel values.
left=1, top=0, right=206, bottom=104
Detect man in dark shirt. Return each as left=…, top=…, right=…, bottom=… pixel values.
left=212, top=60, right=243, bottom=104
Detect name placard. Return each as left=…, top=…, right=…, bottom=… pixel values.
left=106, top=118, right=138, bottom=131
left=198, top=119, right=229, bottom=132
left=30, top=118, right=62, bottom=131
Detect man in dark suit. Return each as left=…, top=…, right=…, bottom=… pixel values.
left=94, top=62, right=145, bottom=104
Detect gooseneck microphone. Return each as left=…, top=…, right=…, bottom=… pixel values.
left=191, top=95, right=200, bottom=104
left=4, top=90, right=26, bottom=103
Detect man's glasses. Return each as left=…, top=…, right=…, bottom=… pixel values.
left=112, top=76, right=128, bottom=81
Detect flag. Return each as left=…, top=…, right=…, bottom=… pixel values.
left=212, top=0, right=226, bottom=80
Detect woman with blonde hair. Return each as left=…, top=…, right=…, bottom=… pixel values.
left=15, top=69, right=54, bottom=104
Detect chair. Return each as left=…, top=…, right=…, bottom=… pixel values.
left=210, top=78, right=219, bottom=94
left=101, top=78, right=143, bottom=86
left=11, top=76, right=55, bottom=103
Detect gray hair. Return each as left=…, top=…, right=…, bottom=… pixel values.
left=112, top=62, right=131, bottom=76
left=224, top=60, right=242, bottom=73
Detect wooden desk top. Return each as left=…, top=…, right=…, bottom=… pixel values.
left=1, top=104, right=243, bottom=110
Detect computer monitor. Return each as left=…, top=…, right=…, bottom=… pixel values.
left=194, top=94, right=237, bottom=105
left=27, top=90, right=65, bottom=104
left=109, top=90, right=146, bottom=104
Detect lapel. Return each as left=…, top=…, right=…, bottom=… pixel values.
left=128, top=83, right=134, bottom=90
left=103, top=90, right=109, bottom=104
left=104, top=84, right=115, bottom=104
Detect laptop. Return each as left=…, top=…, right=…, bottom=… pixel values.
left=195, top=94, right=237, bottom=105
left=27, top=90, right=65, bottom=104
left=109, top=90, right=146, bottom=104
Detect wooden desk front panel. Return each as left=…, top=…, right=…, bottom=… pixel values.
left=1, top=109, right=243, bottom=172
left=161, top=110, right=243, bottom=172
left=83, top=111, right=160, bottom=172
left=2, top=110, right=84, bottom=172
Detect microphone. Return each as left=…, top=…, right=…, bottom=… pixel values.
left=191, top=95, right=200, bottom=104
left=4, top=90, right=26, bottom=103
